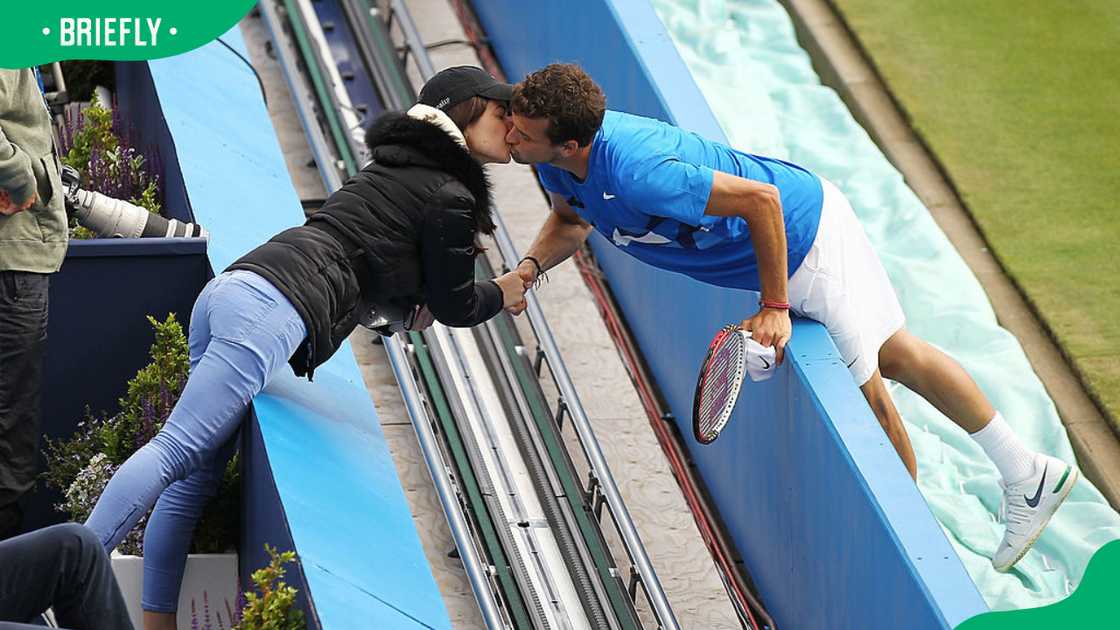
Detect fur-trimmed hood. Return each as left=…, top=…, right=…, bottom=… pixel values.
left=363, top=110, right=495, bottom=233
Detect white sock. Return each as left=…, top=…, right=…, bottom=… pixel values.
left=970, top=412, right=1037, bottom=483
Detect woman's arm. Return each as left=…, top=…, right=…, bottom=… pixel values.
left=420, top=201, right=505, bottom=327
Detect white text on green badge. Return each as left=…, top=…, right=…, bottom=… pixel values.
left=57, top=18, right=169, bottom=47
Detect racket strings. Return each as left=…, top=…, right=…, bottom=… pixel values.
left=699, top=352, right=736, bottom=418
left=696, top=331, right=747, bottom=439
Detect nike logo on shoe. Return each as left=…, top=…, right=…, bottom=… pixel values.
left=992, top=455, right=1076, bottom=572
left=602, top=192, right=616, bottom=200
left=1025, top=464, right=1048, bottom=508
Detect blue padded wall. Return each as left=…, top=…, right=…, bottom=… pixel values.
left=470, top=1, right=986, bottom=627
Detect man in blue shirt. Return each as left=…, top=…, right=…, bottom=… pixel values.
left=503, top=63, right=1074, bottom=572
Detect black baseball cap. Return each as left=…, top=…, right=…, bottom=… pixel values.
left=418, top=66, right=513, bottom=112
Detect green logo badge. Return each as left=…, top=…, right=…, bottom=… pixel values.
left=2, top=1, right=257, bottom=69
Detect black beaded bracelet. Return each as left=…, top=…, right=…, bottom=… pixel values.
left=519, top=256, right=548, bottom=287
left=520, top=255, right=544, bottom=276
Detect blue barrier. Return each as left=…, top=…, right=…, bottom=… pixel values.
left=471, top=1, right=987, bottom=627
left=144, top=28, right=449, bottom=628
left=115, top=60, right=193, bottom=225
left=34, top=238, right=209, bottom=532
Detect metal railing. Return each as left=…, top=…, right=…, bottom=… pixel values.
left=387, top=2, right=680, bottom=626
left=258, top=3, right=508, bottom=626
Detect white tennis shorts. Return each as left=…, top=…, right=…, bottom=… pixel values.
left=788, top=178, right=905, bottom=386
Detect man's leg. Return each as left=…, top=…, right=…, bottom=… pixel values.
left=801, top=178, right=1074, bottom=570
left=879, top=329, right=1035, bottom=483
left=878, top=317, right=1077, bottom=571
left=0, top=621, right=45, bottom=629
left=859, top=369, right=918, bottom=479
left=879, top=329, right=993, bottom=433
left=0, top=271, right=50, bottom=541
left=0, top=523, right=134, bottom=630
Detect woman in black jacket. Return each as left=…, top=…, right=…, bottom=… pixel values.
left=84, top=67, right=527, bottom=627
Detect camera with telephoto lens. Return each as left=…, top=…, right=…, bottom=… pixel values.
left=59, top=165, right=208, bottom=239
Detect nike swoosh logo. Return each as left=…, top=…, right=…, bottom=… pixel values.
left=602, top=192, right=616, bottom=200
left=1025, top=464, right=1048, bottom=508
left=759, top=356, right=771, bottom=369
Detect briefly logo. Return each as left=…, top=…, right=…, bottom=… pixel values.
left=1025, top=464, right=1048, bottom=508
left=1, top=0, right=257, bottom=68
left=53, top=18, right=171, bottom=47
left=602, top=192, right=616, bottom=200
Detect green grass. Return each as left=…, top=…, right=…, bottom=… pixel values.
left=829, top=0, right=1120, bottom=428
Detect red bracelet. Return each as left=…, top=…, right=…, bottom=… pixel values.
left=759, top=299, right=791, bottom=310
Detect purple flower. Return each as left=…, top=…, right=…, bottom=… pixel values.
left=57, top=97, right=164, bottom=212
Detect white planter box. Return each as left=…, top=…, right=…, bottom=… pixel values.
left=112, top=553, right=239, bottom=629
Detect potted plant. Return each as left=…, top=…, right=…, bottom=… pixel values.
left=188, top=545, right=305, bottom=630
left=32, top=59, right=210, bottom=534
left=56, top=90, right=165, bottom=241
left=43, top=313, right=240, bottom=630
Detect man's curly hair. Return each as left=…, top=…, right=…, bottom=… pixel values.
left=511, top=64, right=606, bottom=147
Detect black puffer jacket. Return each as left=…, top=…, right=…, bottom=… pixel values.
left=228, top=112, right=503, bottom=379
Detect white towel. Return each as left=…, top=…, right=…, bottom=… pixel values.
left=743, top=332, right=778, bottom=382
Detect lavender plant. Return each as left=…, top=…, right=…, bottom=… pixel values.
left=189, top=582, right=248, bottom=623
left=44, top=313, right=240, bottom=555
left=41, top=412, right=103, bottom=497
left=56, top=94, right=164, bottom=239
left=100, top=314, right=190, bottom=465
left=58, top=453, right=146, bottom=555
left=191, top=548, right=304, bottom=630
left=190, top=591, right=239, bottom=630
left=58, top=453, right=114, bottom=524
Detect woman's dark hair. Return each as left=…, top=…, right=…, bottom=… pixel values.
left=444, top=96, right=491, bottom=132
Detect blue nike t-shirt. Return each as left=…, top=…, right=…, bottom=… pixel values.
left=536, top=110, right=823, bottom=291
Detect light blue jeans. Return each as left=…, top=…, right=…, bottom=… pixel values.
left=84, top=270, right=306, bottom=612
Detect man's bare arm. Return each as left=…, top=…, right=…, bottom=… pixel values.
left=506, top=193, right=593, bottom=314
left=518, top=192, right=593, bottom=276
left=705, top=170, right=792, bottom=363
left=704, top=171, right=788, bottom=304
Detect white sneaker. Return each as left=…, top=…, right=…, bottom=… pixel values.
left=992, top=453, right=1078, bottom=572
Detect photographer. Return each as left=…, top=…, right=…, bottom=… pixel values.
left=0, top=68, right=68, bottom=541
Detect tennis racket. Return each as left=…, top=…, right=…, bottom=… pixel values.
left=692, top=324, right=751, bottom=444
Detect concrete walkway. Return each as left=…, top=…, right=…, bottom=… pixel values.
left=779, top=0, right=1120, bottom=509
